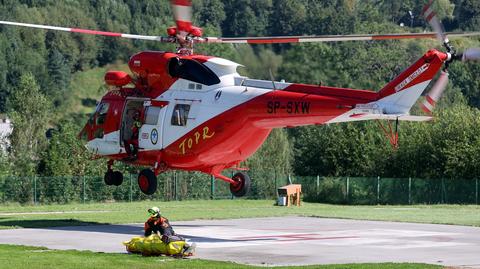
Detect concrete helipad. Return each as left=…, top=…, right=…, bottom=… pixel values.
left=1, top=217, right=480, bottom=267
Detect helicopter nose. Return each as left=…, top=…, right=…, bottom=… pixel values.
left=84, top=140, right=97, bottom=154
left=78, top=122, right=96, bottom=154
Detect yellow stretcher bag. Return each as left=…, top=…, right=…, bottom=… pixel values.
left=123, top=234, right=188, bottom=256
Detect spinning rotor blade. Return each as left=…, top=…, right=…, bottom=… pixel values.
left=0, top=20, right=174, bottom=42
left=421, top=71, right=449, bottom=114
left=422, top=0, right=448, bottom=44
left=461, top=48, right=480, bottom=62
left=171, top=0, right=193, bottom=38
left=199, top=32, right=480, bottom=44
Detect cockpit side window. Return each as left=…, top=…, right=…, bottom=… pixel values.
left=96, top=102, right=110, bottom=125
left=168, top=58, right=220, bottom=86
left=171, top=104, right=190, bottom=126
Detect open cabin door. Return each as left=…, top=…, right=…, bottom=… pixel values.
left=138, top=100, right=168, bottom=150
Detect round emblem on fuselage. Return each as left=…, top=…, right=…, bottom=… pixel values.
left=151, top=129, right=158, bottom=145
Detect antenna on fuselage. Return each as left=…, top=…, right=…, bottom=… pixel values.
left=269, top=69, right=277, bottom=91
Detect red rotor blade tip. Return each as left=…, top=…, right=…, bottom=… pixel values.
left=172, top=0, right=191, bottom=6
left=171, top=0, right=192, bottom=34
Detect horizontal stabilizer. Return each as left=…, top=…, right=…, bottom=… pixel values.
left=349, top=113, right=432, bottom=122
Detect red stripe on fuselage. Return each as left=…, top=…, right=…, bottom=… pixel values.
left=284, top=84, right=378, bottom=102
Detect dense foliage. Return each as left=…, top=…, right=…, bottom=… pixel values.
left=0, top=0, right=479, bottom=204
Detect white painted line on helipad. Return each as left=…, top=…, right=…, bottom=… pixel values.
left=0, top=210, right=112, bottom=216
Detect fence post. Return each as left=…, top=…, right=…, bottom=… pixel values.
left=129, top=173, right=133, bottom=202
left=274, top=169, right=277, bottom=197
left=377, top=176, right=380, bottom=204
left=345, top=177, right=349, bottom=203
left=408, top=177, right=412, bottom=205
left=476, top=178, right=478, bottom=205
left=210, top=175, right=215, bottom=200
left=316, top=175, right=320, bottom=195
left=174, top=172, right=178, bottom=201
left=83, top=175, right=86, bottom=204
left=33, top=175, right=37, bottom=205
left=441, top=178, right=445, bottom=204
left=232, top=171, right=235, bottom=200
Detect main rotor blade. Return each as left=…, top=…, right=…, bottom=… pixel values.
left=199, top=32, right=480, bottom=44
left=0, top=20, right=174, bottom=42
left=171, top=0, right=192, bottom=38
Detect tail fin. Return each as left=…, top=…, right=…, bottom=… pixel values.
left=376, top=49, right=448, bottom=114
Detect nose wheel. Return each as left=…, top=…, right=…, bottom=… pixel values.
left=138, top=169, right=157, bottom=195
left=229, top=172, right=251, bottom=197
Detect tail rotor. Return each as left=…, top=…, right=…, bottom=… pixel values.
left=420, top=0, right=480, bottom=114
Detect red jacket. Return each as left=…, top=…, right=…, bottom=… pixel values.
left=144, top=216, right=175, bottom=237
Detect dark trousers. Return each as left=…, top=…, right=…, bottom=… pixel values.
left=124, top=139, right=138, bottom=156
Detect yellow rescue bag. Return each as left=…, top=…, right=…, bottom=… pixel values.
left=122, top=234, right=190, bottom=256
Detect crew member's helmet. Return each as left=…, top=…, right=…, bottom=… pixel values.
left=133, top=110, right=140, bottom=119
left=148, top=207, right=161, bottom=218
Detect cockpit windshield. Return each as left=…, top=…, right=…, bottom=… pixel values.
left=168, top=58, right=220, bottom=86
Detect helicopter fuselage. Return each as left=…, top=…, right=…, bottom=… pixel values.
left=83, top=49, right=446, bottom=178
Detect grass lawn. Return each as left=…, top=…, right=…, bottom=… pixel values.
left=0, top=200, right=479, bottom=229
left=0, top=244, right=441, bottom=269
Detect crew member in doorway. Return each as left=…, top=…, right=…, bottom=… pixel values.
left=124, top=110, right=142, bottom=159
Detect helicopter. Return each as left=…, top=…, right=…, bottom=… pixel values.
left=1, top=0, right=479, bottom=197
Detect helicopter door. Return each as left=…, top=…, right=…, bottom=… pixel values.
left=162, top=91, right=201, bottom=149
left=138, top=100, right=168, bottom=150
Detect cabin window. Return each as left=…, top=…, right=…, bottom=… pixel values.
left=96, top=102, right=110, bottom=125
left=171, top=104, right=190, bottom=126
left=188, top=83, right=203, bottom=90
left=144, top=106, right=162, bottom=125
left=168, top=58, right=220, bottom=86
left=94, top=128, right=104, bottom=139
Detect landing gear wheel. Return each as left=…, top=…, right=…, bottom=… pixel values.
left=112, top=171, right=123, bottom=186
left=105, top=170, right=123, bottom=186
left=138, top=169, right=157, bottom=195
left=229, top=172, right=251, bottom=197
left=104, top=170, right=114, bottom=186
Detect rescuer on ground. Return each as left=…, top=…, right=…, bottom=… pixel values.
left=145, top=207, right=181, bottom=241
left=144, top=206, right=196, bottom=256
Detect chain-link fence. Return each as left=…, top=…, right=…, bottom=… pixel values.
left=295, top=176, right=479, bottom=205
left=0, top=172, right=478, bottom=205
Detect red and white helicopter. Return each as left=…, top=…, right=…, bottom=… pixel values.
left=1, top=0, right=480, bottom=196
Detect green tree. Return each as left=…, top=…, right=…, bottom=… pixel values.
left=194, top=0, right=226, bottom=27
left=244, top=128, right=293, bottom=197
left=455, top=0, right=480, bottom=30
left=42, top=120, right=96, bottom=176
left=47, top=49, right=71, bottom=106
left=7, top=73, right=52, bottom=175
